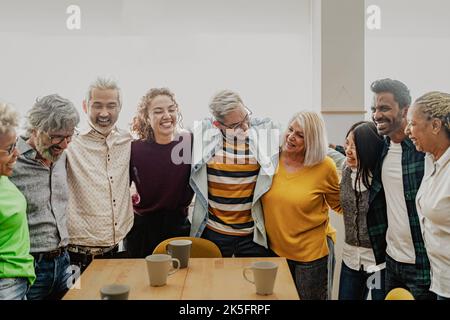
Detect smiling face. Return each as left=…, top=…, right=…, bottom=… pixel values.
left=282, top=120, right=305, bottom=156
left=147, top=94, right=178, bottom=143
left=214, top=105, right=250, bottom=141
left=405, top=104, right=435, bottom=153
left=31, top=128, right=75, bottom=162
left=372, top=92, right=407, bottom=138
left=83, top=88, right=120, bottom=135
left=0, top=129, right=19, bottom=177
left=345, top=131, right=358, bottom=169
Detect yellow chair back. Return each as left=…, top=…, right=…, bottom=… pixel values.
left=385, top=288, right=415, bottom=300
left=152, top=236, right=222, bottom=258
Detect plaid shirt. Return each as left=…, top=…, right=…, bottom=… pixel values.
left=367, top=137, right=431, bottom=285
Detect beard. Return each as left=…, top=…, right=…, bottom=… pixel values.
left=222, top=128, right=249, bottom=144
left=35, top=135, right=63, bottom=162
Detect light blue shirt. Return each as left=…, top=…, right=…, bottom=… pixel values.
left=189, top=117, right=280, bottom=248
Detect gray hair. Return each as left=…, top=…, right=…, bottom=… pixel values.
left=25, top=94, right=80, bottom=136
left=86, top=77, right=122, bottom=107
left=209, top=90, right=244, bottom=122
left=0, top=102, right=19, bottom=134
left=289, top=111, right=328, bottom=167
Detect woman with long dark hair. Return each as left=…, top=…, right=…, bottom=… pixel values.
left=338, top=121, right=386, bottom=300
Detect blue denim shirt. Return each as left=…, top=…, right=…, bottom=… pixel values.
left=189, top=117, right=281, bottom=248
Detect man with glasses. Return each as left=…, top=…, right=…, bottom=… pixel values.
left=10, top=94, right=80, bottom=300
left=190, top=90, right=280, bottom=257
left=65, top=78, right=133, bottom=273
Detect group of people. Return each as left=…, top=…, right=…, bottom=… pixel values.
left=0, top=77, right=448, bottom=301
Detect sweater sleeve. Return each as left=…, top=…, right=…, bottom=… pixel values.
left=323, top=157, right=342, bottom=214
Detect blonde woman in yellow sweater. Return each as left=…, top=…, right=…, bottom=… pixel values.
left=262, top=111, right=342, bottom=300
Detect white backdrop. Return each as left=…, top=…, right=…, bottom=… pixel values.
left=0, top=0, right=313, bottom=132
left=365, top=0, right=450, bottom=110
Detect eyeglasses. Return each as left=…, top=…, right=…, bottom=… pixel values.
left=0, top=137, right=18, bottom=156
left=218, top=106, right=252, bottom=130
left=44, top=129, right=77, bottom=145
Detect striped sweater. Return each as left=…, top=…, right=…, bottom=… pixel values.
left=206, top=137, right=260, bottom=236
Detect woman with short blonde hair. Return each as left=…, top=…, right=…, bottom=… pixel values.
left=289, top=111, right=328, bottom=166
left=262, top=110, right=342, bottom=300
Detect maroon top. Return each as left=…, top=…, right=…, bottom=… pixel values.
left=130, top=131, right=194, bottom=217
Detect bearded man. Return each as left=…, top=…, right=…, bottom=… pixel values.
left=10, top=94, right=80, bottom=300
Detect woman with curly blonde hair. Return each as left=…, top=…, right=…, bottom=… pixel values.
left=405, top=91, right=450, bottom=300
left=124, top=88, right=194, bottom=258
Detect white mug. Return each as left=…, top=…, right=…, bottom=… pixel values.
left=145, top=254, right=180, bottom=287
left=243, top=261, right=278, bottom=295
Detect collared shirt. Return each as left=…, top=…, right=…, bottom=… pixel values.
left=367, top=137, right=431, bottom=285
left=66, top=126, right=133, bottom=247
left=416, top=147, right=450, bottom=297
left=10, top=137, right=70, bottom=253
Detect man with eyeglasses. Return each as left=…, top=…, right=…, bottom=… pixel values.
left=65, top=78, right=133, bottom=273
left=190, top=90, right=280, bottom=257
left=10, top=94, right=80, bottom=300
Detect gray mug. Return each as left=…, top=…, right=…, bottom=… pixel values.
left=166, top=239, right=192, bottom=269
left=100, top=284, right=130, bottom=300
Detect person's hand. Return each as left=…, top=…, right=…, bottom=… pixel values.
left=131, top=193, right=141, bottom=205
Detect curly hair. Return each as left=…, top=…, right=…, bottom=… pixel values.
left=131, top=88, right=182, bottom=141
left=0, top=102, right=19, bottom=134
left=25, top=94, right=80, bottom=137
left=414, top=91, right=450, bottom=138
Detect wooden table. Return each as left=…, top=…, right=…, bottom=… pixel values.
left=63, top=257, right=299, bottom=300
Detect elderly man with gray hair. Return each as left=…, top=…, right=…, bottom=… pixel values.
left=190, top=90, right=280, bottom=257
left=10, top=94, right=80, bottom=300
left=66, top=78, right=133, bottom=273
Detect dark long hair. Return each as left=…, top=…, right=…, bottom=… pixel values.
left=345, top=121, right=384, bottom=215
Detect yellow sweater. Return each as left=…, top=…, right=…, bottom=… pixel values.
left=262, top=156, right=342, bottom=262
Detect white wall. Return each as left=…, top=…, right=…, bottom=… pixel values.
left=365, top=0, right=450, bottom=109
left=0, top=0, right=314, bottom=131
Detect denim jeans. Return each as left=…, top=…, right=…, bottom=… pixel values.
left=327, top=236, right=335, bottom=300
left=438, top=295, right=450, bottom=301
left=385, top=254, right=436, bottom=300
left=338, top=261, right=386, bottom=300
left=287, top=255, right=328, bottom=300
left=27, top=250, right=73, bottom=300
left=201, top=228, right=269, bottom=257
left=0, top=277, right=28, bottom=300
